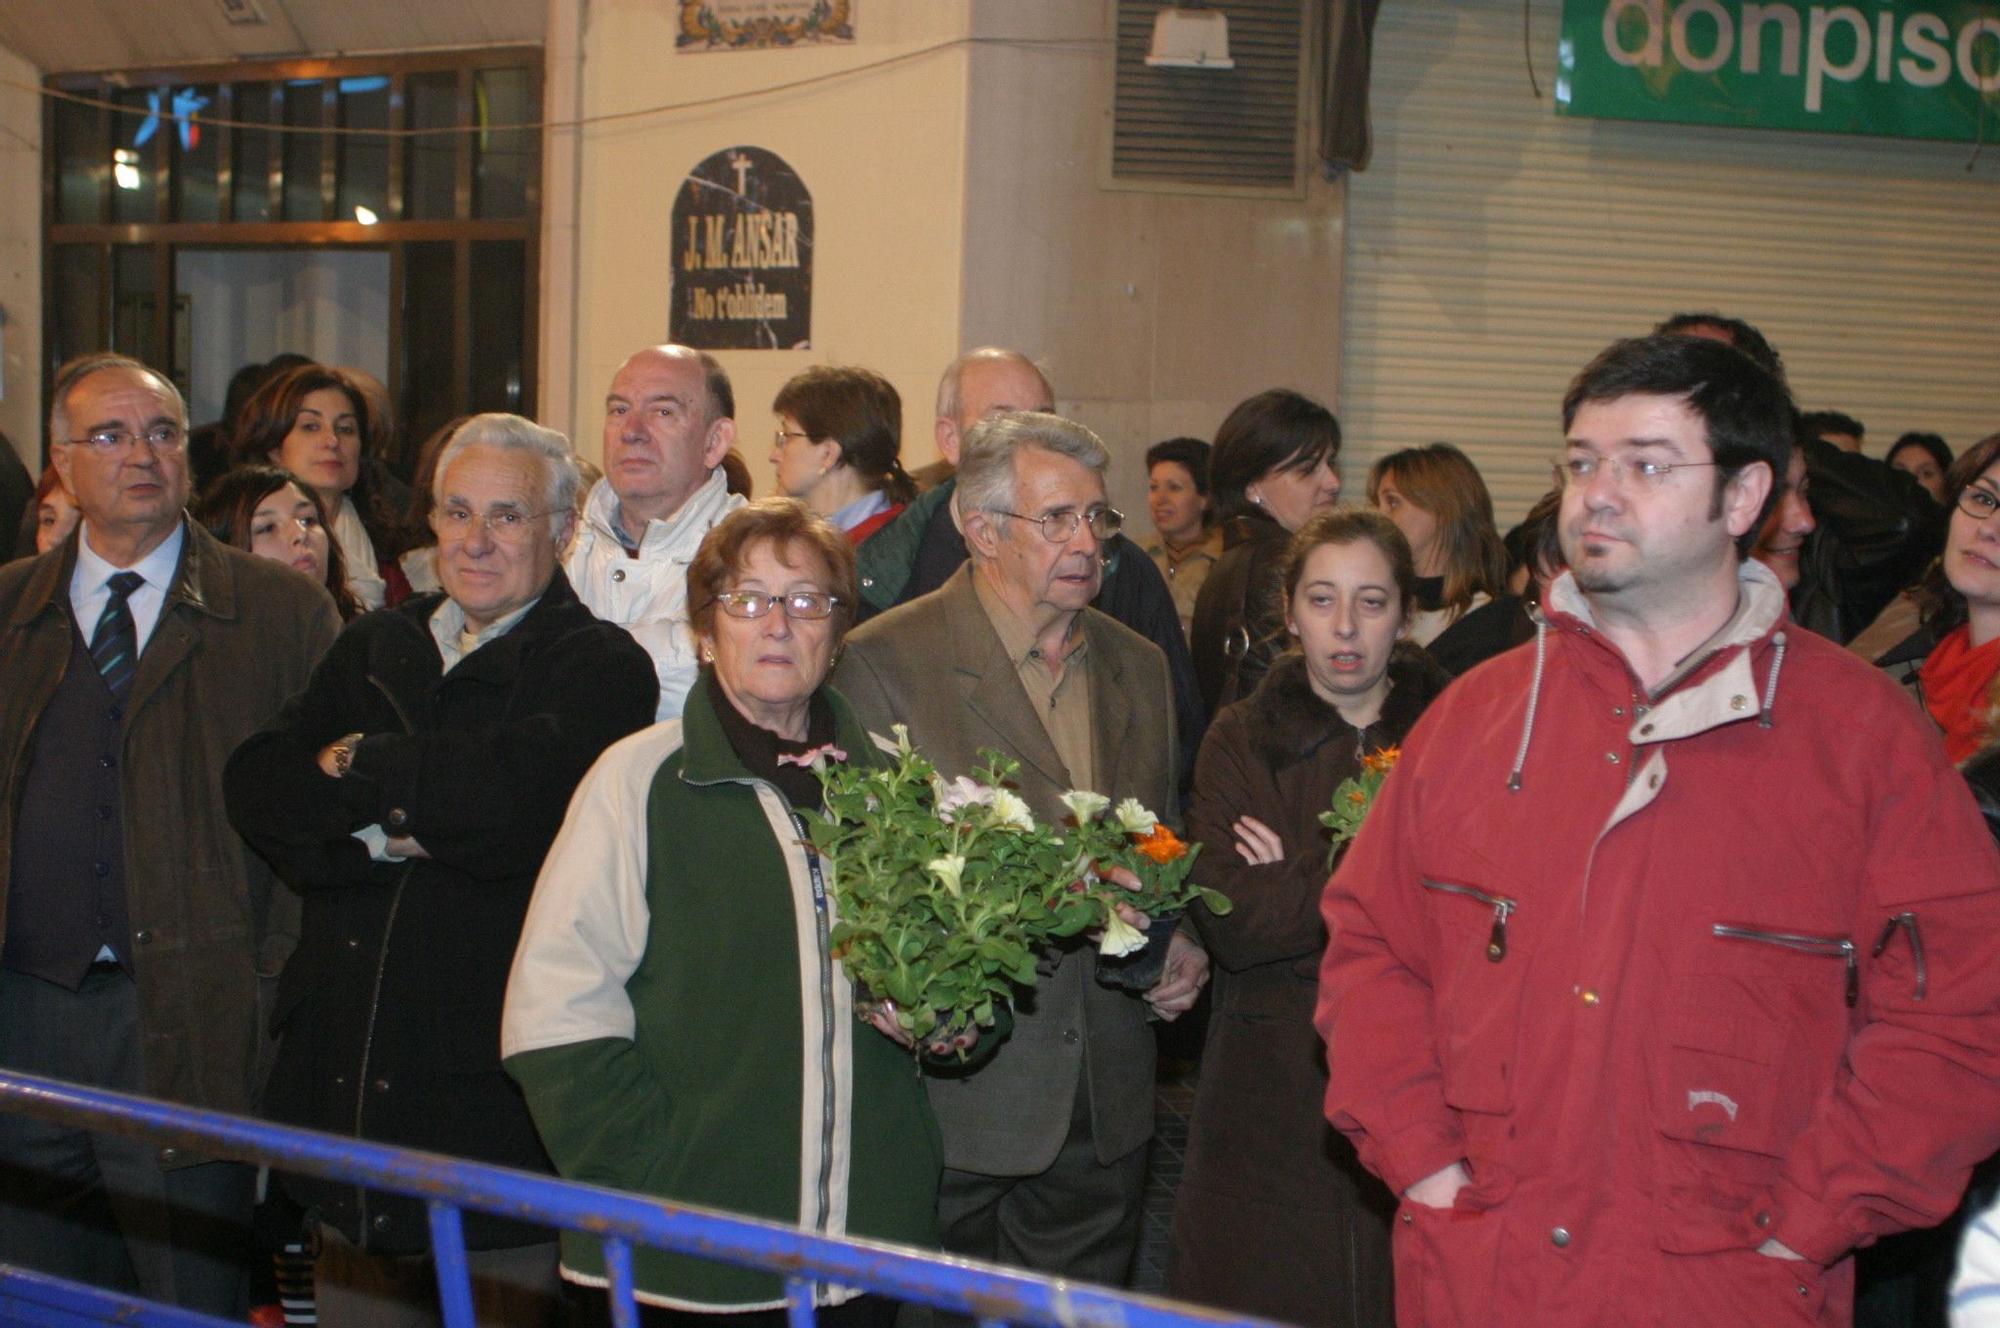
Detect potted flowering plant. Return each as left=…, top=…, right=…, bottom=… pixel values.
left=800, top=725, right=1228, bottom=1047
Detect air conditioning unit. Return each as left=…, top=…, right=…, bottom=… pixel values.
left=1145, top=6, right=1234, bottom=69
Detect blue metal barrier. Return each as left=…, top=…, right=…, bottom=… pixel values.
left=0, top=1070, right=1270, bottom=1328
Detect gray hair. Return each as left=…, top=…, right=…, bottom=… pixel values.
left=50, top=353, right=187, bottom=445
left=954, top=411, right=1110, bottom=520
left=432, top=412, right=582, bottom=516
left=934, top=347, right=1051, bottom=425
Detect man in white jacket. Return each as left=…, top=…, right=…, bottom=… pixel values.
left=567, top=345, right=746, bottom=720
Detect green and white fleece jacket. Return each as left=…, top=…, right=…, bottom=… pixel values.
left=501, top=683, right=941, bottom=1311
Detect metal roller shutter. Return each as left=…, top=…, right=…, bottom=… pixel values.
left=1341, top=0, right=2000, bottom=524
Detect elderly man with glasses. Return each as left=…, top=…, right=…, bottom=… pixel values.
left=226, top=413, right=657, bottom=1328
left=0, top=353, right=341, bottom=1312
left=833, top=411, right=1209, bottom=1289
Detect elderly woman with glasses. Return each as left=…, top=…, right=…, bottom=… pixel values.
left=503, top=497, right=942, bottom=1328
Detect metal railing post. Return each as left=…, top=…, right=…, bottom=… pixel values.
left=426, top=1201, right=475, bottom=1328
left=602, top=1237, right=638, bottom=1328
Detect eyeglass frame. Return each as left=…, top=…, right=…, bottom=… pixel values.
left=710, top=590, right=845, bottom=621
left=1553, top=453, right=1722, bottom=489
left=772, top=429, right=815, bottom=449
left=429, top=504, right=568, bottom=545
left=1957, top=487, right=2000, bottom=523
left=67, top=423, right=188, bottom=456
left=989, top=504, right=1124, bottom=543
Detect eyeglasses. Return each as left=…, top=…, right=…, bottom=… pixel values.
left=713, top=590, right=844, bottom=621
left=992, top=505, right=1123, bottom=543
left=1555, top=455, right=1720, bottom=489
left=773, top=429, right=813, bottom=448
left=1958, top=488, right=2000, bottom=522
left=70, top=423, right=186, bottom=455
left=430, top=506, right=561, bottom=544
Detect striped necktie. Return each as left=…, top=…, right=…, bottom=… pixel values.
left=90, top=571, right=145, bottom=700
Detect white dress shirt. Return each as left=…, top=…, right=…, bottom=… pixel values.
left=68, top=519, right=186, bottom=655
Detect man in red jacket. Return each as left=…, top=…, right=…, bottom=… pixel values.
left=1317, top=332, right=2000, bottom=1328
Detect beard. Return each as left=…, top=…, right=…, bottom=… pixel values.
left=1569, top=557, right=1629, bottom=595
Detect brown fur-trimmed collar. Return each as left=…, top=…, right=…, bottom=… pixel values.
left=1241, top=643, right=1451, bottom=769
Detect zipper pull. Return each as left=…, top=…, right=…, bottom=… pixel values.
left=1486, top=900, right=1513, bottom=963
left=1869, top=912, right=1926, bottom=1002
left=1842, top=941, right=1858, bottom=1008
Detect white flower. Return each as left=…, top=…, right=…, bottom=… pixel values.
left=988, top=788, right=1036, bottom=833
left=927, top=854, right=967, bottom=898
left=1113, top=797, right=1159, bottom=835
left=891, top=723, right=914, bottom=756
left=1097, top=907, right=1148, bottom=958
left=1059, top=790, right=1111, bottom=824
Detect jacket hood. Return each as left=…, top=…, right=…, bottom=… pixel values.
left=1509, top=558, right=1795, bottom=792
left=582, top=468, right=736, bottom=554
left=1241, top=644, right=1451, bottom=769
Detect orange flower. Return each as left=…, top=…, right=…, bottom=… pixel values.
left=1360, top=745, right=1402, bottom=775
left=1346, top=789, right=1369, bottom=806
left=1133, top=824, right=1188, bottom=864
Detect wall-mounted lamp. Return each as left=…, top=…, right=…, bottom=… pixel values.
left=1145, top=5, right=1234, bottom=69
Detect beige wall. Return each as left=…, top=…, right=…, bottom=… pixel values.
left=565, top=0, right=974, bottom=483
left=0, top=42, right=41, bottom=471
left=960, top=2, right=1345, bottom=525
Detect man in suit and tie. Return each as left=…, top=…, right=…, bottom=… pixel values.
left=833, top=410, right=1209, bottom=1286
left=0, top=353, right=341, bottom=1312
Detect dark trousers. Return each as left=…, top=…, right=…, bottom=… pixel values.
left=934, top=1074, right=1149, bottom=1287
left=0, top=964, right=255, bottom=1315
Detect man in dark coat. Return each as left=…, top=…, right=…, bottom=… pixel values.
left=226, top=413, right=658, bottom=1327
left=0, top=353, right=341, bottom=1313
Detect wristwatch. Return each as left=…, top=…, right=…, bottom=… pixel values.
left=327, top=732, right=366, bottom=778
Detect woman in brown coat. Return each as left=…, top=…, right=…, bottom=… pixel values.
left=1168, top=508, right=1450, bottom=1328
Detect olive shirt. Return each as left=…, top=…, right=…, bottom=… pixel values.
left=971, top=572, right=1096, bottom=793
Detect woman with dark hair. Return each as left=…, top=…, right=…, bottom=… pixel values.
left=504, top=498, right=939, bottom=1326
left=769, top=366, right=915, bottom=543
left=1367, top=443, right=1534, bottom=675
left=231, top=364, right=414, bottom=609
left=1145, top=436, right=1222, bottom=636
left=1857, top=430, right=2000, bottom=1327
left=1169, top=508, right=1448, bottom=1328
left=1189, top=388, right=1343, bottom=713
left=1888, top=432, right=1953, bottom=505
left=1877, top=433, right=2000, bottom=762
left=196, top=465, right=362, bottom=621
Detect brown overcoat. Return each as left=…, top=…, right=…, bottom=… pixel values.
left=1168, top=644, right=1448, bottom=1327
left=0, top=523, right=340, bottom=1135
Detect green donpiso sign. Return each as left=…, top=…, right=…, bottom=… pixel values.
left=1557, top=1, right=2000, bottom=142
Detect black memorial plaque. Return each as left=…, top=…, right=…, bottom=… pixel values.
left=670, top=146, right=813, bottom=350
